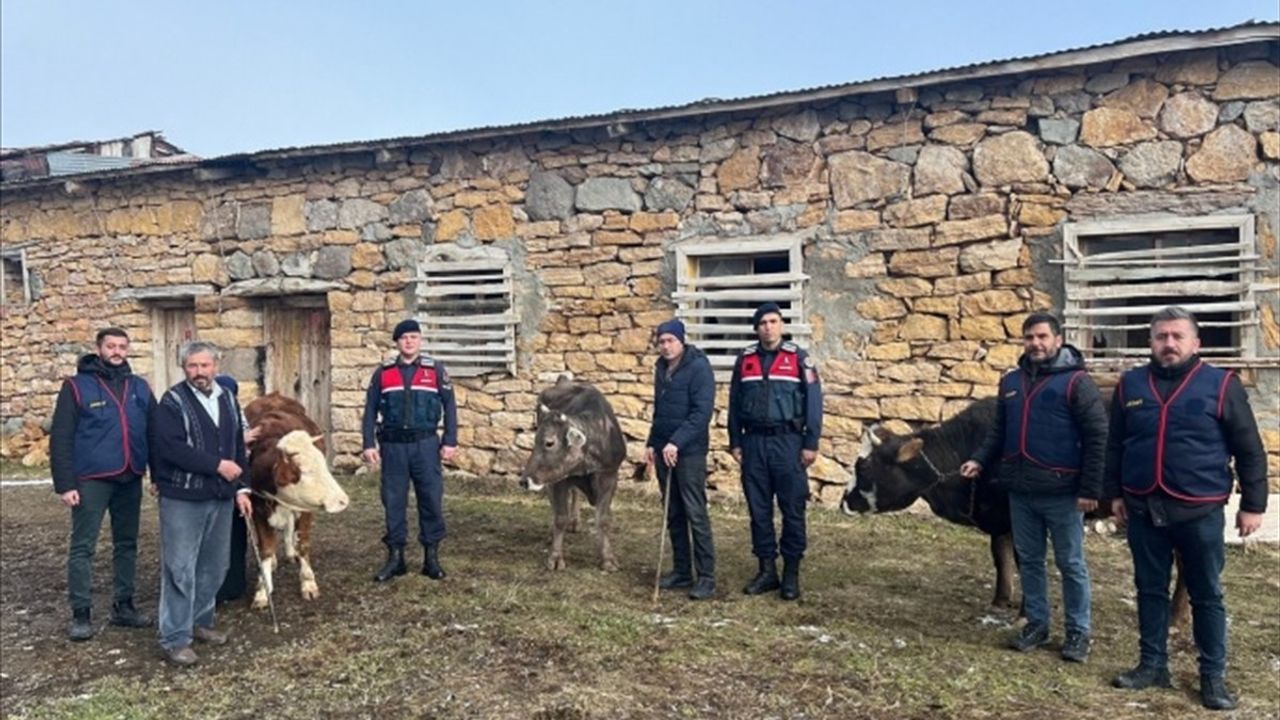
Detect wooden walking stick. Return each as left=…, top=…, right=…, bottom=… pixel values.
left=652, top=462, right=674, bottom=605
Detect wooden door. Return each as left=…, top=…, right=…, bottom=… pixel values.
left=150, top=305, right=196, bottom=393
left=264, top=302, right=332, bottom=450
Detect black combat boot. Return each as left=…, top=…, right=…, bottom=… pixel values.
left=109, top=598, right=152, bottom=628
left=1112, top=663, right=1173, bottom=690
left=779, top=558, right=801, bottom=601
left=742, top=559, right=780, bottom=595
left=67, top=607, right=94, bottom=642
left=373, top=545, right=407, bottom=582
left=423, top=543, right=447, bottom=580
left=1200, top=676, right=1237, bottom=711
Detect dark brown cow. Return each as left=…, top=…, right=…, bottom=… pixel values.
left=842, top=398, right=1189, bottom=625
left=243, top=394, right=349, bottom=609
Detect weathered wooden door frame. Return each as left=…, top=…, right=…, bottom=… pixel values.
left=261, top=295, right=333, bottom=457
left=148, top=301, right=197, bottom=394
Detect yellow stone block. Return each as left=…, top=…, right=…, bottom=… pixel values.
left=272, top=195, right=307, bottom=236
left=435, top=210, right=468, bottom=241
left=474, top=204, right=515, bottom=240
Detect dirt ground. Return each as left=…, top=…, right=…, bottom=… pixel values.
left=2, top=471, right=1278, bottom=719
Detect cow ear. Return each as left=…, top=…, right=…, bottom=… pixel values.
left=566, top=425, right=587, bottom=448
left=895, top=437, right=924, bottom=464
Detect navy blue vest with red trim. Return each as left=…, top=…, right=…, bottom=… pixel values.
left=378, top=357, right=442, bottom=432
left=998, top=368, right=1085, bottom=473
left=67, top=373, right=151, bottom=480
left=1119, top=361, right=1233, bottom=502
left=737, top=343, right=804, bottom=428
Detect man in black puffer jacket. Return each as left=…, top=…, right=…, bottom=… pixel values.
left=962, top=313, right=1107, bottom=662
left=645, top=319, right=717, bottom=600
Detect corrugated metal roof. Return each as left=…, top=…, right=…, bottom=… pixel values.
left=5, top=21, right=1276, bottom=189
left=45, top=153, right=133, bottom=176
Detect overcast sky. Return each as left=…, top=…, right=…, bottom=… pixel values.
left=2, top=0, right=1277, bottom=158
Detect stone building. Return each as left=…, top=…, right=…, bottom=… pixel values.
left=3, top=23, right=1278, bottom=501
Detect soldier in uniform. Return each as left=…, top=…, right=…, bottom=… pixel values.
left=362, top=319, right=459, bottom=583
left=728, top=302, right=823, bottom=601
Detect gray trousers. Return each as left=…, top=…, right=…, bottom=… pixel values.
left=157, top=496, right=232, bottom=650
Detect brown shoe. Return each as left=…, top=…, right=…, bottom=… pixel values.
left=164, top=644, right=198, bottom=667
left=193, top=626, right=228, bottom=645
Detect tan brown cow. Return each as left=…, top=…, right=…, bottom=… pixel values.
left=243, top=394, right=349, bottom=609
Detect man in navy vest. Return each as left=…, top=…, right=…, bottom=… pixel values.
left=362, top=319, right=458, bottom=583
left=150, top=341, right=253, bottom=667
left=728, top=302, right=822, bottom=601
left=50, top=327, right=155, bottom=641
left=1105, top=307, right=1267, bottom=711
left=961, top=313, right=1107, bottom=662
left=645, top=318, right=717, bottom=600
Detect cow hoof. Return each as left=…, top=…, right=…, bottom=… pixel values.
left=600, top=559, right=619, bottom=573
left=546, top=556, right=566, bottom=571
left=301, top=583, right=320, bottom=601
left=565, top=521, right=580, bottom=534
left=251, top=592, right=269, bottom=610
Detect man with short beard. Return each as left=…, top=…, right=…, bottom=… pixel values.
left=150, top=341, right=252, bottom=667
left=962, top=313, right=1107, bottom=662
left=1106, top=307, right=1267, bottom=711
left=50, top=327, right=155, bottom=641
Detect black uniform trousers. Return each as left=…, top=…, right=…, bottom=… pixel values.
left=740, top=430, right=808, bottom=561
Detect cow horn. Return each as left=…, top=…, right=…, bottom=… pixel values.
left=539, top=403, right=550, bottom=415
left=867, top=424, right=885, bottom=447
left=311, top=434, right=324, bottom=446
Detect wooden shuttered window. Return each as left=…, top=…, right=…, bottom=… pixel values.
left=1061, top=215, right=1265, bottom=368
left=674, top=237, right=810, bottom=379
left=413, top=255, right=517, bottom=377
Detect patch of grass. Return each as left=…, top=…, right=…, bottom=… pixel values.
left=3, top=477, right=1279, bottom=719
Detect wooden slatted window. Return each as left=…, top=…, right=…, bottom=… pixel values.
left=1061, top=215, right=1262, bottom=368
left=674, top=237, right=810, bottom=379
left=414, top=255, right=516, bottom=377
left=1, top=249, right=30, bottom=306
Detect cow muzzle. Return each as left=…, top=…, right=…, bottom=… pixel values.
left=520, top=476, right=544, bottom=492
left=324, top=492, right=350, bottom=513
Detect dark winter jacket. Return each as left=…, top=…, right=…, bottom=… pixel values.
left=50, top=354, right=155, bottom=494
left=646, top=345, right=715, bottom=456
left=971, top=345, right=1108, bottom=499
left=149, top=382, right=248, bottom=502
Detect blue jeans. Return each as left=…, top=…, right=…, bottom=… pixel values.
left=1126, top=506, right=1227, bottom=677
left=157, top=496, right=232, bottom=650
left=380, top=436, right=445, bottom=548
left=1009, top=492, right=1091, bottom=634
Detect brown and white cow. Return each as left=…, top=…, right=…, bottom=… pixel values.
left=519, top=376, right=626, bottom=572
left=243, top=394, right=349, bottom=609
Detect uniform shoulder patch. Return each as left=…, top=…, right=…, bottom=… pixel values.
left=802, top=355, right=816, bottom=369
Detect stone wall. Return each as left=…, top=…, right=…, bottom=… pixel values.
left=3, top=41, right=1279, bottom=500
